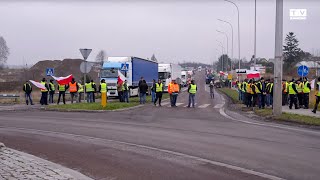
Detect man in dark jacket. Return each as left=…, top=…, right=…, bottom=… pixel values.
left=139, top=80, right=148, bottom=104
left=48, top=79, right=55, bottom=104
left=40, top=78, right=49, bottom=105
left=23, top=81, right=34, bottom=105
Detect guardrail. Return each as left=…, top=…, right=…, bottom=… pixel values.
left=0, top=94, right=20, bottom=102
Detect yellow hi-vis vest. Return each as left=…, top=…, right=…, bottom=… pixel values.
left=237, top=83, right=241, bottom=90
left=100, top=83, right=107, bottom=93
left=255, top=83, right=261, bottom=94
left=78, top=83, right=84, bottom=93
left=269, top=83, right=274, bottom=94
left=49, top=83, right=55, bottom=91
left=189, top=84, right=197, bottom=94
left=317, top=82, right=320, bottom=97
left=296, top=83, right=303, bottom=93
left=288, top=82, right=296, bottom=95
left=247, top=83, right=252, bottom=94
left=156, top=83, right=163, bottom=92
left=122, top=83, right=128, bottom=91
left=303, top=81, right=311, bottom=93
left=40, top=81, right=48, bottom=92
left=242, top=82, right=247, bottom=92
left=85, top=83, right=93, bottom=92
left=58, top=84, right=65, bottom=91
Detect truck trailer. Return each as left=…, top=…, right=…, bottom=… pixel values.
left=158, top=63, right=182, bottom=92
left=100, top=56, right=158, bottom=97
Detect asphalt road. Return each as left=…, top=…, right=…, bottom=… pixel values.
left=0, top=72, right=320, bottom=180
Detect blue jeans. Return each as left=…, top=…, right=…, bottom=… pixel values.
left=87, top=92, right=93, bottom=103
left=270, top=95, right=273, bottom=106
left=151, top=91, right=156, bottom=103
left=140, top=93, right=146, bottom=104
left=258, top=94, right=266, bottom=108
left=188, top=94, right=195, bottom=107
left=123, top=91, right=129, bottom=103
left=238, top=90, right=243, bottom=101
left=172, top=93, right=178, bottom=106
left=266, top=94, right=270, bottom=106
left=25, top=93, right=33, bottom=105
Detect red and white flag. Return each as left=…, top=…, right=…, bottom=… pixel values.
left=51, top=74, right=73, bottom=85
left=117, top=70, right=125, bottom=85
left=29, top=80, right=46, bottom=89
left=246, top=71, right=260, bottom=79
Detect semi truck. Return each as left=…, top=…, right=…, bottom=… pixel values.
left=100, top=56, right=158, bottom=97
left=158, top=63, right=182, bottom=92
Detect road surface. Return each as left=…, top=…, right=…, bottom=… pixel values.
left=0, top=72, right=319, bottom=180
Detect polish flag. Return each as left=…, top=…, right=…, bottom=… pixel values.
left=219, top=71, right=225, bottom=75
left=29, top=80, right=46, bottom=89
left=117, top=70, right=125, bottom=84
left=51, top=74, right=73, bottom=85
left=246, top=71, right=260, bottom=79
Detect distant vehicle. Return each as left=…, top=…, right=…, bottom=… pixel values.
left=181, top=70, right=188, bottom=86
left=198, top=66, right=202, bottom=72
left=100, top=56, right=158, bottom=97
left=158, top=63, right=182, bottom=92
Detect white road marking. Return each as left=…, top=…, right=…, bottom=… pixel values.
left=214, top=104, right=224, bottom=109
left=161, top=102, right=170, bottom=106
left=198, top=104, right=210, bottom=108
left=0, top=126, right=284, bottom=180
left=176, top=103, right=183, bottom=106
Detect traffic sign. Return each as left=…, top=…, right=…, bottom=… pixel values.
left=46, top=68, right=54, bottom=76
left=80, top=61, right=93, bottom=73
left=121, top=63, right=129, bottom=71
left=297, top=65, right=309, bottom=77
left=79, top=48, right=92, bottom=60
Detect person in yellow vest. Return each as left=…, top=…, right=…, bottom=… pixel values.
left=91, top=80, right=97, bottom=103
left=187, top=80, right=197, bottom=108
left=246, top=79, right=253, bottom=107
left=48, top=79, right=55, bottom=104
left=40, top=78, right=49, bottom=105
left=85, top=80, right=94, bottom=103
left=312, top=77, right=320, bottom=113
left=68, top=78, right=79, bottom=104
left=288, top=78, right=299, bottom=109
left=99, top=79, right=108, bottom=103
left=251, top=80, right=259, bottom=108
left=242, top=79, right=248, bottom=105
left=303, top=77, right=311, bottom=109
left=78, top=81, right=84, bottom=103
left=122, top=80, right=129, bottom=103
left=269, top=79, right=274, bottom=107
left=296, top=78, right=304, bottom=108
left=237, top=81, right=243, bottom=101
left=57, top=83, right=67, bottom=104
left=265, top=79, right=271, bottom=107
left=154, top=79, right=164, bottom=106
left=282, top=79, right=289, bottom=106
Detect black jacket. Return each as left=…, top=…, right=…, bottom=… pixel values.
left=23, top=83, right=32, bottom=94
left=139, top=82, right=148, bottom=93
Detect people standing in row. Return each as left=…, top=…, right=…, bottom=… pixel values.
left=187, top=80, right=197, bottom=108
left=48, top=79, right=55, bottom=104
left=40, top=78, right=49, bottom=105
left=78, top=81, right=84, bottom=103
left=122, top=80, right=129, bottom=103
left=154, top=79, right=163, bottom=106
left=23, top=81, right=34, bottom=105
left=171, top=79, right=180, bottom=107
left=85, top=80, right=94, bottom=103
left=312, top=77, right=320, bottom=114
left=68, top=78, right=79, bottom=104
left=57, top=83, right=67, bottom=104
left=139, top=80, right=148, bottom=104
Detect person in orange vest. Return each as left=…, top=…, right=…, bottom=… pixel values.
left=171, top=79, right=180, bottom=107
left=67, top=78, right=79, bottom=103
left=168, top=80, right=173, bottom=106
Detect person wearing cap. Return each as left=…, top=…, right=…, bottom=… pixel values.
left=303, top=77, right=311, bottom=109
left=312, top=77, right=320, bottom=113
left=39, top=78, right=49, bottom=105
left=288, top=78, right=299, bottom=109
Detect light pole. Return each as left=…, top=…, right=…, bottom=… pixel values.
left=217, top=30, right=229, bottom=71
left=254, top=0, right=257, bottom=70
left=217, top=40, right=225, bottom=72
left=273, top=0, right=283, bottom=116
left=224, top=0, right=241, bottom=70
left=217, top=19, right=233, bottom=60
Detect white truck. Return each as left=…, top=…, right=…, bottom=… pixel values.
left=158, top=63, right=182, bottom=92
left=181, top=70, right=188, bottom=86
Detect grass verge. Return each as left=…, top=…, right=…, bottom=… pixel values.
left=48, top=102, right=139, bottom=111
left=217, top=88, right=241, bottom=103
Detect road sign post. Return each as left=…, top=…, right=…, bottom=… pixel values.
left=297, top=65, right=309, bottom=77
left=79, top=48, right=92, bottom=102
left=46, top=68, right=54, bottom=76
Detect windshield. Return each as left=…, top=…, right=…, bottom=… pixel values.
left=159, top=72, right=170, bottom=79
left=100, top=69, right=118, bottom=78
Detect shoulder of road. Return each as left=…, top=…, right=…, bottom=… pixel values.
left=218, top=88, right=320, bottom=127
left=0, top=142, right=93, bottom=180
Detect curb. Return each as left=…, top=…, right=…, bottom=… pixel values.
left=42, top=104, right=145, bottom=113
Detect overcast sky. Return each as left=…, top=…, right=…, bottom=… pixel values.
left=0, top=0, right=319, bottom=66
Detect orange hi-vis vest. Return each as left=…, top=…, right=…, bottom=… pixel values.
left=168, top=83, right=173, bottom=94
left=69, top=82, right=77, bottom=93
left=172, top=83, right=180, bottom=93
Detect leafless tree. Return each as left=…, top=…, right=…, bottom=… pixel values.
left=0, top=36, right=10, bottom=69
left=95, top=50, right=106, bottom=66
left=151, top=54, right=157, bottom=62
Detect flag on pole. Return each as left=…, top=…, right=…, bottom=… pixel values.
left=29, top=80, right=46, bottom=89
left=246, top=71, right=260, bottom=79
left=51, top=74, right=73, bottom=85
left=117, top=70, right=125, bottom=85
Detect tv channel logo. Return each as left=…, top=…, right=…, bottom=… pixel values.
left=290, top=9, right=307, bottom=20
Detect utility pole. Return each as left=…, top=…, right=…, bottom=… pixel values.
left=254, top=0, right=257, bottom=70
left=273, top=0, right=283, bottom=116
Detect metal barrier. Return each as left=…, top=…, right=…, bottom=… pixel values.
left=0, top=94, right=20, bottom=102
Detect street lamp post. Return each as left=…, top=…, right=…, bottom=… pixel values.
left=217, top=19, right=233, bottom=60
left=217, top=30, right=229, bottom=71
left=217, top=40, right=225, bottom=71
left=273, top=0, right=283, bottom=116
left=224, top=0, right=241, bottom=70
left=254, top=0, right=257, bottom=70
